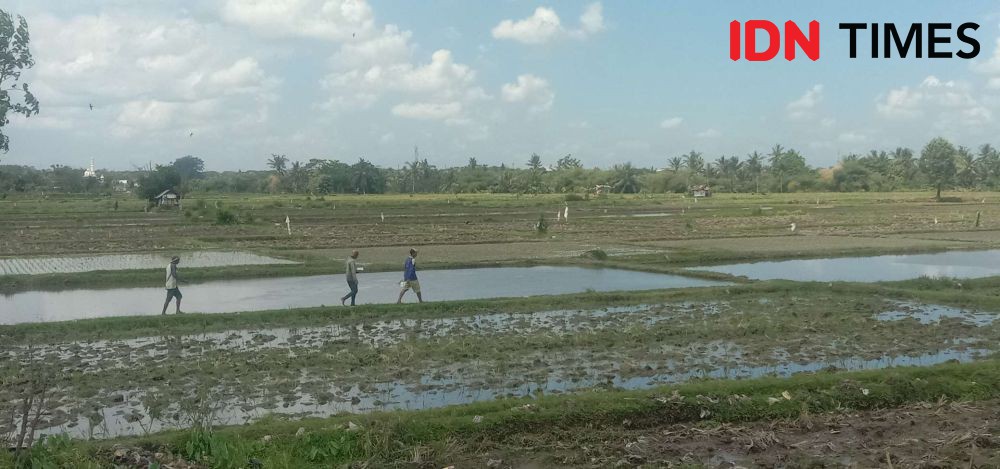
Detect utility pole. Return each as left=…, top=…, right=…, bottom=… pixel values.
left=412, top=146, right=419, bottom=194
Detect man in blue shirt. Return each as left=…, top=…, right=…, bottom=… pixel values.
left=396, top=248, right=423, bottom=303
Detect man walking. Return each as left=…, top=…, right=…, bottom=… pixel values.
left=341, top=250, right=360, bottom=306
left=397, top=248, right=423, bottom=303
left=161, top=256, right=183, bottom=315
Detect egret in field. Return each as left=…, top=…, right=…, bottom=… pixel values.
left=790, top=223, right=797, bottom=232
left=285, top=216, right=291, bottom=235
left=564, top=206, right=569, bottom=221
left=381, top=212, right=385, bottom=223
left=934, top=218, right=939, bottom=225
left=556, top=210, right=561, bottom=222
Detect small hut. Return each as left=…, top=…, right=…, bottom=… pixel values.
left=154, top=189, right=181, bottom=207
left=689, top=184, right=712, bottom=198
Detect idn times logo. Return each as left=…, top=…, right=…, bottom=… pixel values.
left=730, top=21, right=980, bottom=61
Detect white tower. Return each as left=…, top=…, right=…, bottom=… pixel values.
left=83, top=158, right=98, bottom=178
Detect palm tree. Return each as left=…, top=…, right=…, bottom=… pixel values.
left=768, top=144, right=786, bottom=192
left=611, top=162, right=641, bottom=193
left=976, top=144, right=999, bottom=186
left=956, top=145, right=977, bottom=188
left=267, top=154, right=288, bottom=175
left=667, top=156, right=684, bottom=172
left=287, top=161, right=307, bottom=193
left=724, top=156, right=741, bottom=192
left=891, top=147, right=916, bottom=183
left=745, top=151, right=763, bottom=193
left=684, top=151, right=704, bottom=175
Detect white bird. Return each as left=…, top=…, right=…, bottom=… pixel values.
left=380, top=212, right=385, bottom=223
left=564, top=206, right=569, bottom=221
left=285, top=216, right=291, bottom=235
left=790, top=223, right=797, bottom=232
left=556, top=211, right=561, bottom=222
left=934, top=217, right=939, bottom=225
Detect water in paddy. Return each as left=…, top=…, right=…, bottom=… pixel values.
left=0, top=251, right=297, bottom=276
left=0, top=266, right=726, bottom=324
left=697, top=249, right=1000, bottom=282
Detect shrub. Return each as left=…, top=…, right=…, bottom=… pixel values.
left=585, top=249, right=608, bottom=261
left=535, top=213, right=548, bottom=234
left=216, top=208, right=238, bottom=225
left=565, top=193, right=585, bottom=202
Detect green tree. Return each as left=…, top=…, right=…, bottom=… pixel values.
left=890, top=147, right=916, bottom=183
left=350, top=158, right=383, bottom=194
left=287, top=160, right=308, bottom=193
left=611, top=162, right=641, bottom=193
left=137, top=165, right=181, bottom=200
left=172, top=155, right=205, bottom=183
left=267, top=154, right=288, bottom=175
left=919, top=137, right=957, bottom=200
left=955, top=145, right=976, bottom=188
left=683, top=151, right=704, bottom=174
left=744, top=151, right=763, bottom=193
left=525, top=153, right=545, bottom=193
left=0, top=10, right=40, bottom=154
left=556, top=154, right=582, bottom=170
left=667, top=156, right=684, bottom=172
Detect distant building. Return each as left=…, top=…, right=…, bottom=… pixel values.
left=690, top=184, right=712, bottom=198
left=154, top=189, right=181, bottom=207
left=83, top=158, right=102, bottom=181
left=113, top=180, right=132, bottom=192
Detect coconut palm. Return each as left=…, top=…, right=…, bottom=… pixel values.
left=267, top=154, right=288, bottom=175
left=611, top=162, right=641, bottom=193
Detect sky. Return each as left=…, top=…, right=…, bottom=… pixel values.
left=4, top=0, right=1000, bottom=171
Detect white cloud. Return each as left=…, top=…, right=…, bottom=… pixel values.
left=501, top=74, right=554, bottom=112
left=492, top=3, right=605, bottom=45
left=787, top=84, right=823, bottom=120
left=578, top=3, right=605, bottom=34
left=391, top=101, right=462, bottom=120
left=659, top=117, right=683, bottom=129
left=838, top=131, right=867, bottom=144
left=221, top=0, right=375, bottom=41
left=28, top=13, right=277, bottom=139
left=696, top=128, right=721, bottom=138
left=876, top=76, right=988, bottom=126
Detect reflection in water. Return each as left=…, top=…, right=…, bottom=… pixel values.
left=0, top=267, right=727, bottom=324
left=698, top=249, right=1000, bottom=282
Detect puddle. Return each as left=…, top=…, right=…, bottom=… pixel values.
left=0, top=267, right=728, bottom=324
left=875, top=302, right=998, bottom=327
left=32, top=346, right=989, bottom=440
left=695, top=249, right=1000, bottom=282
left=0, top=251, right=297, bottom=276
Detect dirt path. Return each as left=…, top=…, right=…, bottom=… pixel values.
left=470, top=399, right=1000, bottom=468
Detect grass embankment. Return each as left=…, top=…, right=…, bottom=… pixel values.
left=4, top=359, right=999, bottom=468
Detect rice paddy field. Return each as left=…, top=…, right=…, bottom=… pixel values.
left=3, top=191, right=1000, bottom=468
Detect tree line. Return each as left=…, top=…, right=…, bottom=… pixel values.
left=0, top=137, right=991, bottom=199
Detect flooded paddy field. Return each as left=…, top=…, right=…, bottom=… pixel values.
left=695, top=249, right=1000, bottom=282
left=0, top=266, right=726, bottom=324
left=3, top=291, right=997, bottom=439
left=0, top=251, right=297, bottom=276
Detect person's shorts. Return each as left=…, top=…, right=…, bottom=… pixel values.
left=166, top=288, right=183, bottom=300
left=400, top=280, right=420, bottom=293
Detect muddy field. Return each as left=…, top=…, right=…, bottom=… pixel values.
left=468, top=398, right=1000, bottom=468
left=4, top=286, right=998, bottom=442
left=2, top=192, right=998, bottom=261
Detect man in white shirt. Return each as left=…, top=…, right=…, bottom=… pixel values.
left=161, top=256, right=183, bottom=315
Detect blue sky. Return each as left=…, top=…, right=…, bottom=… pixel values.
left=4, top=0, right=1000, bottom=171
